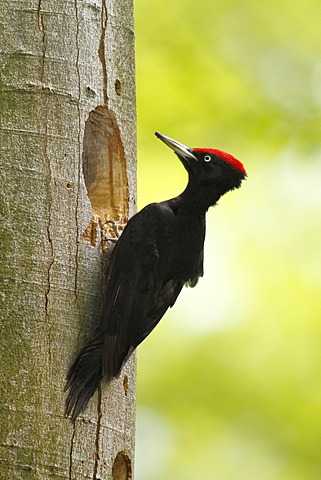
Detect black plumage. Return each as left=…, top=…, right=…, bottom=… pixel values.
left=65, top=132, right=247, bottom=422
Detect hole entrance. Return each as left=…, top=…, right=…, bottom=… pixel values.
left=82, top=106, right=129, bottom=246
left=112, top=451, right=132, bottom=480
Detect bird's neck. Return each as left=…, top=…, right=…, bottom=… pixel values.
left=174, top=182, right=222, bottom=216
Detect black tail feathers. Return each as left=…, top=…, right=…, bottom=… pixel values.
left=64, top=329, right=104, bottom=423
left=65, top=328, right=133, bottom=422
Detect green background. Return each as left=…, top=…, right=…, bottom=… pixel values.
left=134, top=0, right=321, bottom=478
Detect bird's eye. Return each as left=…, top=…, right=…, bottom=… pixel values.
left=204, top=155, right=211, bottom=162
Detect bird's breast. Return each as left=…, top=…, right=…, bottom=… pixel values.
left=162, top=215, right=205, bottom=283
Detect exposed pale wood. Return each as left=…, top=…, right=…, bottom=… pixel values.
left=0, top=0, right=136, bottom=478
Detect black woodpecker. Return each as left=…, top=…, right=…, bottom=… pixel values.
left=65, top=132, right=247, bottom=422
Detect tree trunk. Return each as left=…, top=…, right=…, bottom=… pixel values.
left=0, top=1, right=136, bottom=479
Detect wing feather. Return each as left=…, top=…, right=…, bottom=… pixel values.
left=100, top=203, right=183, bottom=378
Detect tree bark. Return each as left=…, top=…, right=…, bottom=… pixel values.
left=0, top=1, right=136, bottom=479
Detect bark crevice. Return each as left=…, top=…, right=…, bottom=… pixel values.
left=74, top=0, right=82, bottom=300
left=68, top=425, right=76, bottom=480
left=37, top=0, right=46, bottom=82
left=99, top=0, right=109, bottom=106
left=93, top=386, right=103, bottom=479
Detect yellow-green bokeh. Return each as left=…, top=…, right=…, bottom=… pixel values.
left=134, top=0, right=321, bottom=478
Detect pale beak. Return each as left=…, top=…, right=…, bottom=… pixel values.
left=155, top=132, right=198, bottom=162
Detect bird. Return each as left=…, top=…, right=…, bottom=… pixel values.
left=65, top=132, right=247, bottom=422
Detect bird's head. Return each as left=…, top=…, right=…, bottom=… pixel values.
left=155, top=132, right=246, bottom=197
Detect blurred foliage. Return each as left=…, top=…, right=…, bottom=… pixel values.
left=134, top=0, right=321, bottom=479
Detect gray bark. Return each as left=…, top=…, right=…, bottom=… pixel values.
left=0, top=1, right=136, bottom=479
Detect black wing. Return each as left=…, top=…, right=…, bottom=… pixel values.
left=101, top=202, right=184, bottom=379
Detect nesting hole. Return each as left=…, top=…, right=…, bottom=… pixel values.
left=82, top=105, right=129, bottom=246
left=112, top=451, right=132, bottom=480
